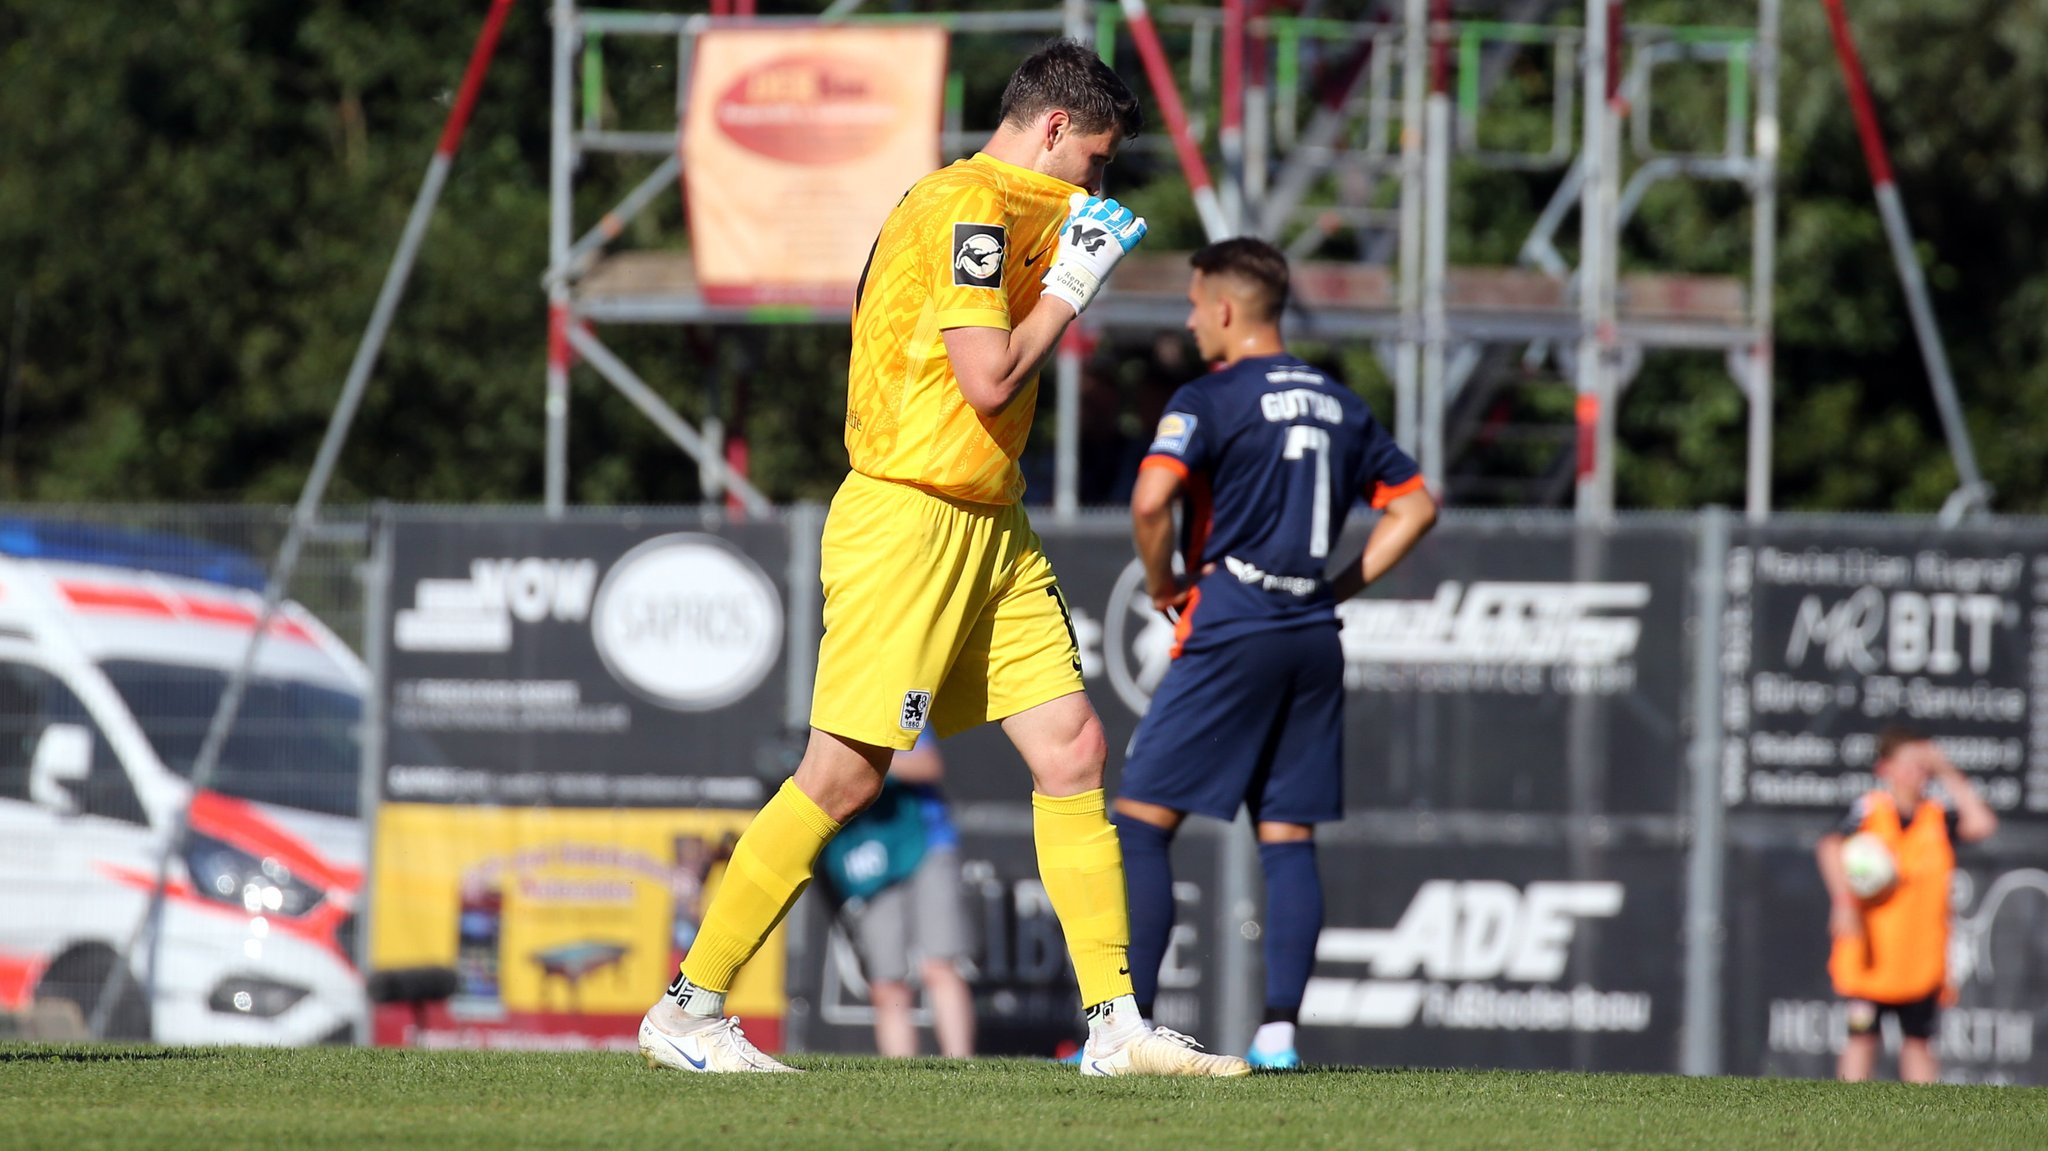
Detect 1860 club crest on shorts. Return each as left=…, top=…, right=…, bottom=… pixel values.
left=899, top=689, right=933, bottom=732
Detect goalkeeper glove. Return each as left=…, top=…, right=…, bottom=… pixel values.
left=1041, top=192, right=1148, bottom=314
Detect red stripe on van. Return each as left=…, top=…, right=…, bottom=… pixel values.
left=180, top=598, right=258, bottom=626
left=188, top=790, right=360, bottom=893
left=97, top=862, right=354, bottom=963
left=58, top=581, right=317, bottom=645
left=0, top=950, right=46, bottom=1011
left=60, top=582, right=171, bottom=615
left=188, top=596, right=318, bottom=644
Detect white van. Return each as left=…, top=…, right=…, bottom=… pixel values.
left=0, top=521, right=368, bottom=1044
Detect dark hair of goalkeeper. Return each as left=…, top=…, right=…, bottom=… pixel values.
left=998, top=38, right=1144, bottom=141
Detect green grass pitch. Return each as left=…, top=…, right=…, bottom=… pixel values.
left=3, top=1045, right=2044, bottom=1151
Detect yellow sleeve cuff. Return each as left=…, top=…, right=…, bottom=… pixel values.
left=934, top=308, right=1013, bottom=332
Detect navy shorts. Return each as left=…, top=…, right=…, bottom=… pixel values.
left=1117, top=624, right=1345, bottom=824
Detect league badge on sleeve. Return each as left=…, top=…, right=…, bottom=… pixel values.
left=1149, top=411, right=1198, bottom=455
left=952, top=223, right=1006, bottom=288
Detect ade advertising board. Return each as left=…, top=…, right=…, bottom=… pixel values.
left=1297, top=843, right=1685, bottom=1071
left=369, top=513, right=795, bottom=1051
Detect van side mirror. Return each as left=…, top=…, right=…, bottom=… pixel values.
left=28, top=723, right=92, bottom=814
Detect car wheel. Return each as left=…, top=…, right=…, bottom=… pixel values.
left=36, top=946, right=153, bottom=1041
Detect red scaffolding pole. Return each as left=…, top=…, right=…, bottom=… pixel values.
left=1818, top=0, right=1988, bottom=514
left=1120, top=0, right=1231, bottom=239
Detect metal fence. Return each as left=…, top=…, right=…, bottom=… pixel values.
left=1, top=503, right=2042, bottom=1083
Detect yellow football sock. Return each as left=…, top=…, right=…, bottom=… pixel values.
left=679, top=778, right=841, bottom=994
left=1032, top=788, right=1134, bottom=1009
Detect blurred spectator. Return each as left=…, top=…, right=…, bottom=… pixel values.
left=1817, top=726, right=1997, bottom=1082
left=823, top=732, right=975, bottom=1058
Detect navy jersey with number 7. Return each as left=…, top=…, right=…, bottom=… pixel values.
left=1140, top=354, right=1422, bottom=655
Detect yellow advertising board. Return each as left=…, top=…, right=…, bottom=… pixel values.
left=370, top=804, right=784, bottom=1049
left=684, top=25, right=947, bottom=307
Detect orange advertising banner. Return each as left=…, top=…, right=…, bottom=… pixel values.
left=684, top=26, right=947, bottom=309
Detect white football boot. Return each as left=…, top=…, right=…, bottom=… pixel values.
left=639, top=1012, right=801, bottom=1074
left=1080, top=1025, right=1252, bottom=1078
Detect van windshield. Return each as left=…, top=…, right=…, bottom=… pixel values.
left=100, top=660, right=363, bottom=818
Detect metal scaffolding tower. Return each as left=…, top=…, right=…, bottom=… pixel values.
left=544, top=1, right=1781, bottom=519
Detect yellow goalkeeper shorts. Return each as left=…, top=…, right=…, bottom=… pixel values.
left=810, top=469, right=1085, bottom=750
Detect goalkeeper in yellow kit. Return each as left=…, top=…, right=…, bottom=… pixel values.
left=638, top=39, right=1248, bottom=1077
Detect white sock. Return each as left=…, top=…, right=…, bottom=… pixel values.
left=667, top=974, right=726, bottom=1020
left=1251, top=1021, right=1296, bottom=1055
left=1084, top=994, right=1148, bottom=1047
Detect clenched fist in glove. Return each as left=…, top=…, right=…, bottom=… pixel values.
left=1041, top=192, right=1148, bottom=314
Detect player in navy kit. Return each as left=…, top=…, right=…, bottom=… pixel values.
left=1111, top=238, right=1437, bottom=1069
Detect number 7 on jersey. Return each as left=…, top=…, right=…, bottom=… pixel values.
left=1281, top=424, right=1332, bottom=559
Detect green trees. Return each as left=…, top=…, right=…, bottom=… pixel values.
left=1615, top=0, right=2048, bottom=511
left=0, top=0, right=549, bottom=502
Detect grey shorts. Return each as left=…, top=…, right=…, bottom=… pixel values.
left=840, top=848, right=969, bottom=985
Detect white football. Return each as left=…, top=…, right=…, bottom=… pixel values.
left=1842, top=832, right=1897, bottom=900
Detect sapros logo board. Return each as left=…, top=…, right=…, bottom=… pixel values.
left=591, top=534, right=783, bottom=711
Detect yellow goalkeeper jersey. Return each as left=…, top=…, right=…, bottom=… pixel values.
left=844, top=152, right=1079, bottom=505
